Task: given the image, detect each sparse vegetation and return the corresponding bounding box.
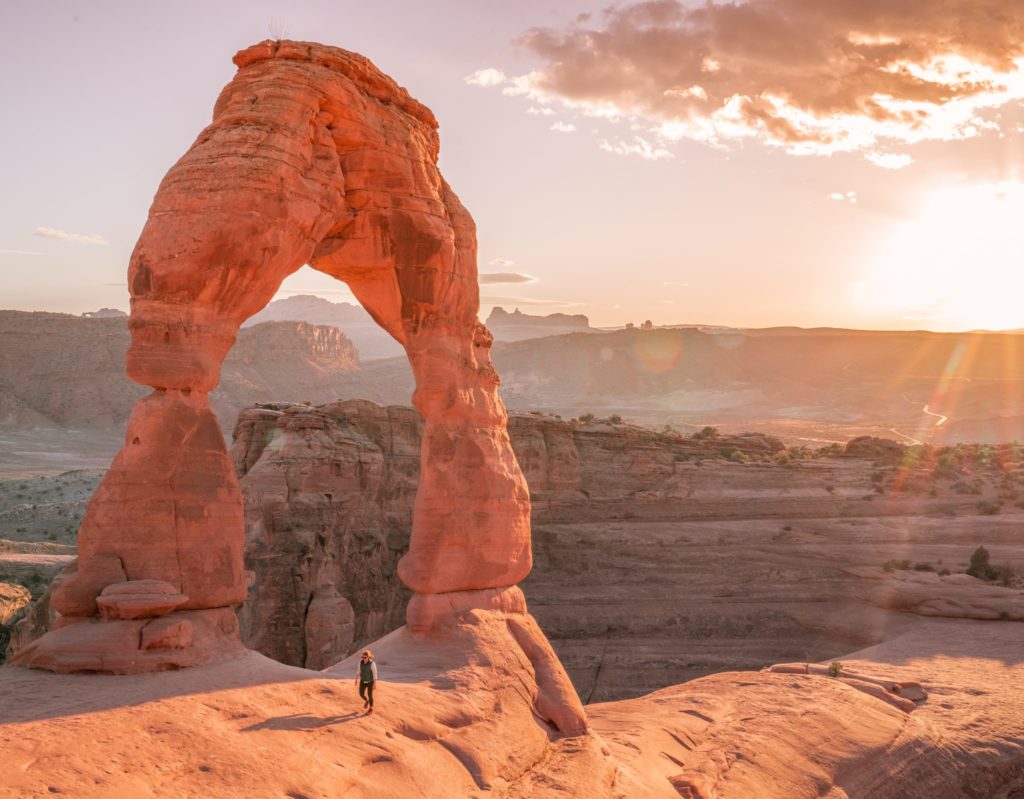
[965,545,1016,587]
[827,661,843,678]
[882,559,912,572]
[976,500,1001,515]
[719,446,747,463]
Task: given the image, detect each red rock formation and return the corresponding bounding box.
[14,39,577,730]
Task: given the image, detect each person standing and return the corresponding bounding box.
[356,650,378,713]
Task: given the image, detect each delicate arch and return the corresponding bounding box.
[16,40,535,672]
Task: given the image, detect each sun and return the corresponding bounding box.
[859,182,1024,331]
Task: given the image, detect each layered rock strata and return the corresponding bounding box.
[226,401,1024,702]
[14,40,580,731]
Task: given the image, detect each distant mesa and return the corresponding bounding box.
[485,306,595,342]
[81,308,126,319]
[244,294,403,359]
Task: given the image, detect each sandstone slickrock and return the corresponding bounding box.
[15,39,582,733]
[3,615,1022,797]
[848,566,1024,620]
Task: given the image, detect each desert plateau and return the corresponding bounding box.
[3,3,1024,798]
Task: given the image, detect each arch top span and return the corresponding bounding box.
[14,40,563,676]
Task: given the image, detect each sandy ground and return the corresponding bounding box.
[0,430,119,479]
[1,614,1022,798]
[0,467,104,544]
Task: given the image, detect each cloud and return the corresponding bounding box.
[599,137,673,160]
[828,191,859,203]
[865,152,915,169]
[479,272,538,284]
[509,0,1024,158]
[34,227,109,245]
[0,249,43,255]
[481,294,582,308]
[489,257,515,267]
[527,106,555,116]
[464,68,507,88]
[550,121,577,133]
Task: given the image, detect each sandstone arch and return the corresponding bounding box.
[14,43,580,730]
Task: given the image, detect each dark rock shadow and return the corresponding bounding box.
[241,711,361,732]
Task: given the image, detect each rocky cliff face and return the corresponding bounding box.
[225,400,1024,700]
[0,311,362,430]
[232,401,420,669]
[229,401,775,669]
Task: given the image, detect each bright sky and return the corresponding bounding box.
[2,0,1023,330]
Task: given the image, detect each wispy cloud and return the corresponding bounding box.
[865,152,915,170]
[599,137,672,160]
[550,121,576,133]
[828,191,859,203]
[464,68,507,88]
[497,0,1024,159]
[34,227,109,246]
[489,257,516,267]
[479,272,538,284]
[0,249,43,255]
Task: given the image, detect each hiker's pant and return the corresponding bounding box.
[359,680,374,707]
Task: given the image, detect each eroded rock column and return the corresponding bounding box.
[13,43,346,672]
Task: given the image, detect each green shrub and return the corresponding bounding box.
[963,546,1015,584]
[882,559,912,572]
[976,500,1001,515]
[827,662,843,678]
[992,564,1016,587]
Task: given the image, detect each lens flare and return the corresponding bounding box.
[632,331,684,373]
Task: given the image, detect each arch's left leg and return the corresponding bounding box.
[13,66,347,673]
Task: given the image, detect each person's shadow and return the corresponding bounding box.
[241,711,362,732]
